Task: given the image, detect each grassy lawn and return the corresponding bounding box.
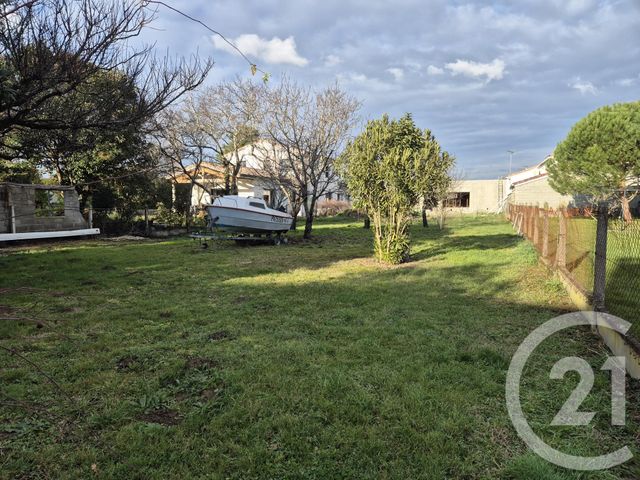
[1,216,639,479]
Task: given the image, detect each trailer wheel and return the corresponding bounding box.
[273,237,282,246]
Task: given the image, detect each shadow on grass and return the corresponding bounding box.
[411,233,521,261]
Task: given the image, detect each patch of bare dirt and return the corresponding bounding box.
[208,331,230,341]
[200,387,223,400]
[137,409,182,426]
[115,355,139,371]
[185,357,219,370]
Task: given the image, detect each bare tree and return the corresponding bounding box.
[0,0,212,157]
[151,108,215,205]
[433,165,464,230]
[151,78,263,208]
[259,78,360,238]
[186,78,261,194]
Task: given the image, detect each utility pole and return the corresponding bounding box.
[507,150,515,175]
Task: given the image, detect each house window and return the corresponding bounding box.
[444,192,470,208]
[337,193,343,201]
[35,189,65,217]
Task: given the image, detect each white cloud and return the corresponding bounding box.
[554,0,596,15]
[445,58,506,82]
[426,65,444,76]
[386,67,404,81]
[212,34,308,66]
[614,76,638,87]
[324,54,342,67]
[569,78,597,94]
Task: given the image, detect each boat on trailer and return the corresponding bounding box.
[191,196,293,247]
[206,196,292,233]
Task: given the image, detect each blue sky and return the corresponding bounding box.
[140,0,640,179]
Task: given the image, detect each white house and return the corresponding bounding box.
[173,140,349,214]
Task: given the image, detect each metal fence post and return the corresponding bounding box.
[556,209,566,269]
[593,202,609,311]
[10,204,16,234]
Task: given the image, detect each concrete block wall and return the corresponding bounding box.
[0,184,88,233]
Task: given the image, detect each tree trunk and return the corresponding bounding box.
[303,198,315,239]
[621,196,633,224]
[421,200,428,228]
[230,167,240,195]
[290,203,301,230]
[224,163,231,195]
[363,215,370,229]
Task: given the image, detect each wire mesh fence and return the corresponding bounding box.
[507,203,640,337]
[605,218,640,330]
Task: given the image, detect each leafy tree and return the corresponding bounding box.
[339,114,448,264]
[547,102,640,221]
[0,158,38,183]
[16,70,152,208]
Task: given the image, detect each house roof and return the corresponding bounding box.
[173,162,264,184]
[507,155,552,178]
[511,172,549,187]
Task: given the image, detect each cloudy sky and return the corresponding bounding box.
[140,0,640,179]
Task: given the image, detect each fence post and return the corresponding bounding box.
[10,204,16,234]
[556,209,566,269]
[144,207,150,237]
[533,206,540,246]
[88,198,93,229]
[592,202,608,311]
[542,209,549,258]
[528,206,534,239]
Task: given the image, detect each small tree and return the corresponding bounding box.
[339,114,444,264]
[259,78,360,239]
[548,101,640,222]
[421,150,456,228]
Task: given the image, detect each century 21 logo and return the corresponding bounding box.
[506,312,633,471]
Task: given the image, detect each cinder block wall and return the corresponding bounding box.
[0,184,88,233]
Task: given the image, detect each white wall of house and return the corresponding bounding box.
[508,176,575,208]
[443,179,504,213]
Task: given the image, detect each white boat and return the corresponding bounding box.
[205,196,293,234]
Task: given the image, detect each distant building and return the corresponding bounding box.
[442,179,504,213]
[442,156,596,213]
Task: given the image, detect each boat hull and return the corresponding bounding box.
[206,205,292,233]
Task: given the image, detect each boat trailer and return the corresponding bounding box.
[189,231,289,248]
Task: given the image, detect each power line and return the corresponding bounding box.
[144,0,269,80]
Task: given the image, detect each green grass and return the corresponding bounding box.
[1,216,638,479]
